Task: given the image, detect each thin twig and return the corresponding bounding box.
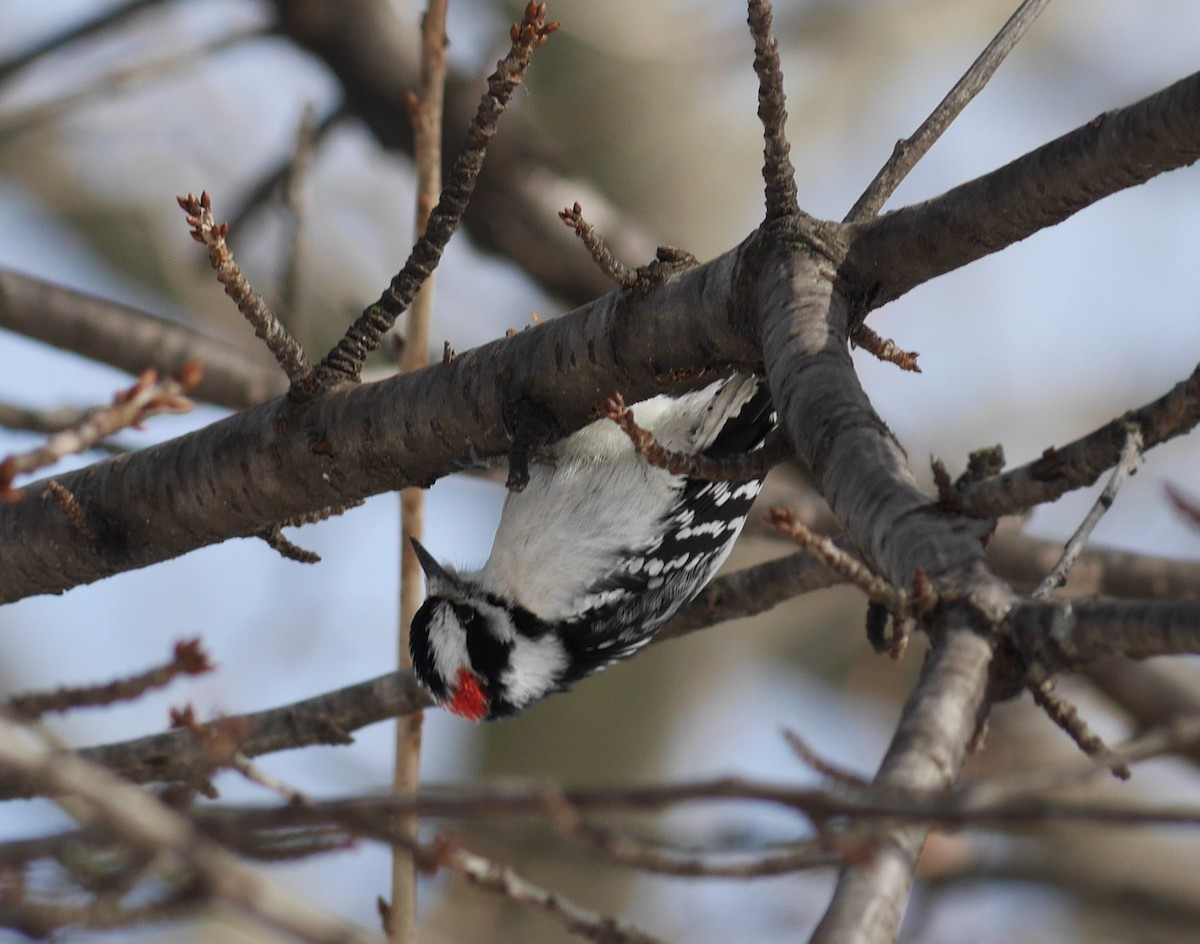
[747,0,799,220]
[850,323,921,373]
[1165,482,1200,529]
[256,525,321,564]
[766,506,934,617]
[0,363,200,500]
[318,2,559,386]
[542,785,838,877]
[0,716,384,944]
[230,752,309,806]
[846,0,1054,220]
[1020,427,1141,778]
[559,202,638,287]
[279,102,319,320]
[4,640,212,721]
[0,402,124,454]
[432,838,669,944]
[1028,681,1131,780]
[604,393,788,481]
[782,729,870,788]
[389,1,449,939]
[177,192,316,393]
[1033,426,1143,598]
[45,479,97,540]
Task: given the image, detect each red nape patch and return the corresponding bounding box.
[447,667,488,721]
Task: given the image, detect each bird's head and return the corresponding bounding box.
[408,539,569,721]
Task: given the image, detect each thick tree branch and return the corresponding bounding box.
[1012,598,1200,668]
[0,670,434,800]
[0,247,760,603]
[846,70,1200,313]
[0,269,286,409]
[751,233,1013,943]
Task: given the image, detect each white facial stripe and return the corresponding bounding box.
[501,634,568,709]
[428,605,470,690]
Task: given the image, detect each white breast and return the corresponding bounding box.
[479,376,760,621]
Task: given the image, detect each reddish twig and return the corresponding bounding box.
[0,363,201,501]
[604,393,788,481]
[559,202,637,287]
[766,506,936,618]
[850,323,921,372]
[782,729,871,789]
[4,640,212,721]
[1166,482,1200,529]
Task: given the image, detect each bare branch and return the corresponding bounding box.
[391,0,450,936]
[0,269,286,409]
[846,0,1054,220]
[178,191,316,393]
[850,323,921,372]
[318,3,559,385]
[0,363,200,500]
[1028,680,1130,779]
[0,716,384,944]
[847,70,1200,312]
[0,243,764,604]
[1033,426,1143,597]
[559,202,638,288]
[0,670,432,800]
[4,639,212,720]
[959,364,1198,518]
[279,102,319,320]
[1011,597,1200,666]
[747,0,799,220]
[432,838,669,944]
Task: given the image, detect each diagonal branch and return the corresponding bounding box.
[846,0,1054,221]
[318,3,558,385]
[0,242,761,604]
[958,360,1200,518]
[0,716,384,944]
[0,550,831,800]
[0,269,286,409]
[846,70,1200,312]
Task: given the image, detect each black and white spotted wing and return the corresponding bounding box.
[557,382,776,679]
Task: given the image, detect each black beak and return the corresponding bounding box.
[410,537,452,585]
